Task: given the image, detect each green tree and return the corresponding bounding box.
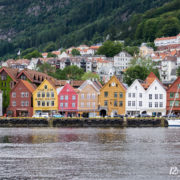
[52,65,84,80]
[38,62,56,75]
[23,50,42,59]
[81,72,100,80]
[43,42,56,52]
[47,52,57,58]
[177,66,180,76]
[96,41,123,57]
[123,65,149,86]
[71,49,80,56]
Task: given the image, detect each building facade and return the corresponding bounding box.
[99,76,126,117]
[78,80,101,117]
[33,79,58,115]
[126,79,146,115]
[7,80,35,117]
[166,77,180,115]
[57,83,78,117]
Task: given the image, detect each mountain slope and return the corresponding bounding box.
[0,0,177,59]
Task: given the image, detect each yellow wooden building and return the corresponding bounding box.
[33,79,58,115]
[99,76,126,117]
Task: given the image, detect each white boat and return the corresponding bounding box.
[167,119,180,127]
[167,85,180,127]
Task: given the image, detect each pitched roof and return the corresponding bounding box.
[21,80,36,93]
[0,67,18,82]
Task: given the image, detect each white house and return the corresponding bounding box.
[145,79,167,116]
[114,51,133,71]
[126,79,146,115]
[154,34,180,47]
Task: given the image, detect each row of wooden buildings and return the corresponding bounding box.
[0,67,179,117]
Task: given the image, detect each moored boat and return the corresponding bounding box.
[167,119,180,127]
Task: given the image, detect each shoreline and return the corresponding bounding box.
[0,118,168,128]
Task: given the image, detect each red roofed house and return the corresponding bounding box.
[7,80,36,117]
[57,83,78,117]
[166,77,180,115]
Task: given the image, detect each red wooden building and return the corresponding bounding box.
[166,77,180,115]
[57,83,78,117]
[7,80,36,117]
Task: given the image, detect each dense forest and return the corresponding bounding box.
[0,0,179,59]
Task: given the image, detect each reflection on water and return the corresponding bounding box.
[0,128,179,179]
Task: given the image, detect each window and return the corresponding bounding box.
[155,94,158,99]
[139,93,142,98]
[42,101,45,106]
[149,94,152,99]
[119,101,123,107]
[92,102,95,108]
[149,102,152,107]
[12,101,16,107]
[87,93,91,99]
[114,92,117,98]
[37,92,41,97]
[87,102,90,107]
[72,95,76,100]
[51,101,54,106]
[44,85,47,89]
[72,103,75,108]
[37,101,40,106]
[114,100,117,107]
[175,93,179,98]
[155,102,158,107]
[128,93,131,98]
[119,92,123,98]
[81,102,84,107]
[170,93,174,98]
[60,103,63,107]
[170,101,174,107]
[42,92,45,98]
[104,91,108,97]
[21,101,25,107]
[132,101,135,106]
[60,96,64,100]
[159,94,163,99]
[1,75,6,81]
[81,94,84,99]
[175,101,179,107]
[139,101,142,107]
[46,92,50,97]
[25,101,29,106]
[92,93,95,99]
[12,92,16,98]
[128,101,131,107]
[132,93,135,98]
[65,102,68,107]
[104,100,108,106]
[160,102,163,107]
[65,95,68,100]
[47,101,50,106]
[21,92,25,97]
[51,92,54,98]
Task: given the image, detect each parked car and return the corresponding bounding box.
[32,112,49,118]
[140,114,151,117]
[52,114,64,118]
[113,114,124,118]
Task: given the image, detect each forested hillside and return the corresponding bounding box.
[0,0,179,59]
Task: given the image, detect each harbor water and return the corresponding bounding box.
[0,127,179,179]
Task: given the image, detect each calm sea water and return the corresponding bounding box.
[0,128,179,180]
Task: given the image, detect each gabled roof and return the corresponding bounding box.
[0,67,18,82]
[78,80,101,92]
[167,77,180,91]
[100,75,126,91]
